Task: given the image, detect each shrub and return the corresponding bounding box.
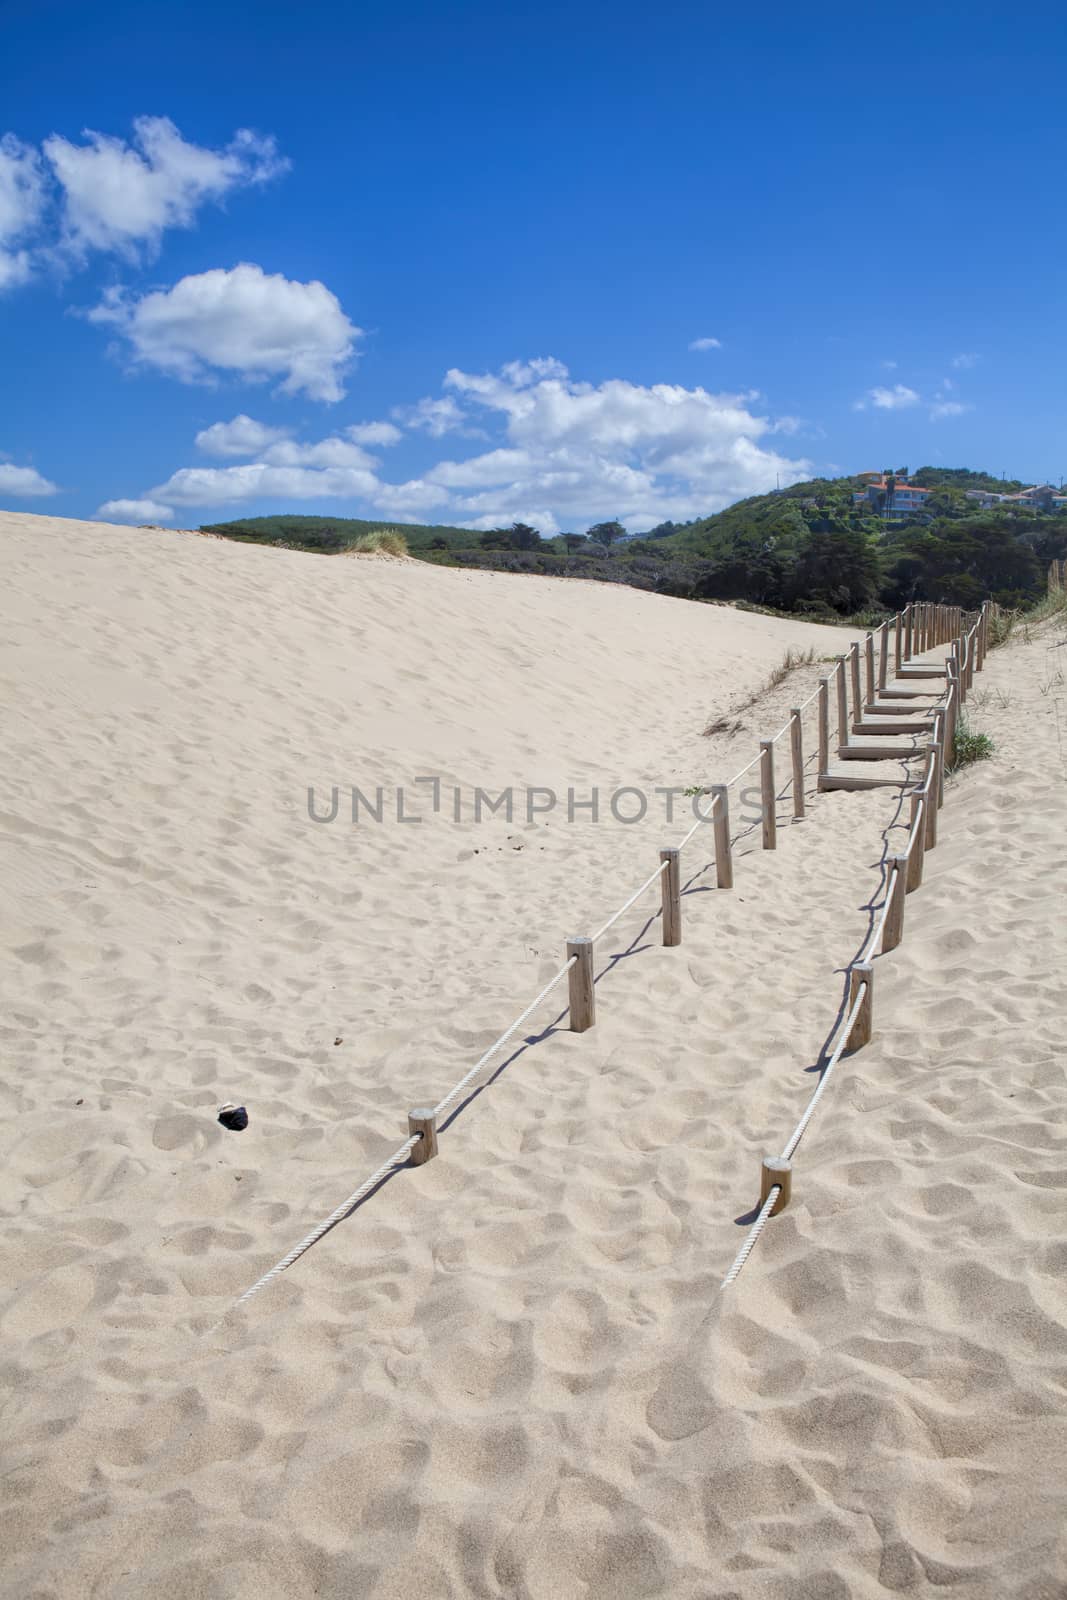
[950,716,994,771]
[349,528,409,556]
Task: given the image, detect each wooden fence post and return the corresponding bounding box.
[907,791,926,890]
[818,677,830,774]
[924,748,939,849]
[659,847,681,946]
[879,622,889,694]
[790,708,805,819]
[905,604,914,661]
[849,642,863,729]
[408,1108,439,1164]
[567,936,595,1031]
[711,784,733,889]
[848,962,874,1048]
[865,633,875,705]
[895,609,903,672]
[760,1156,792,1215]
[882,855,909,952]
[932,709,946,806]
[760,740,777,849]
[836,659,849,748]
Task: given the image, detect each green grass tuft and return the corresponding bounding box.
[950,715,994,771]
[349,528,409,556]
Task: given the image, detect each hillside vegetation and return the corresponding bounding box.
[201,467,1067,618]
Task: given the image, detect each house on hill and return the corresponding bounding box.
[852,474,932,521]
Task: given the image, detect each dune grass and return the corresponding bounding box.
[348,529,410,556]
[949,715,994,771]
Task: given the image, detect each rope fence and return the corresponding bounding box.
[223,596,991,1319]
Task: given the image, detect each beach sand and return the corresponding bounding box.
[1,510,1065,1597]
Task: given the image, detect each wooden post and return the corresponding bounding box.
[760,740,777,849]
[567,936,595,1031]
[836,659,849,748]
[818,676,830,774]
[408,1108,439,1164]
[907,791,926,890]
[924,749,939,849]
[659,847,681,946]
[932,709,946,806]
[711,784,733,890]
[865,633,875,706]
[848,962,874,1049]
[849,642,862,729]
[760,1156,792,1215]
[789,708,805,819]
[905,604,914,661]
[967,629,976,691]
[882,855,908,952]
[879,622,889,694]
[895,609,903,672]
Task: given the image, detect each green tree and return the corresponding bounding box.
[587,520,626,546]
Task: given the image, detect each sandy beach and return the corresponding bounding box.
[2,509,1065,1598]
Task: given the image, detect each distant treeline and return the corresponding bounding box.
[201,467,1067,617]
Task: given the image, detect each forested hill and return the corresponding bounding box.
[654,467,1028,554]
[200,466,1067,618]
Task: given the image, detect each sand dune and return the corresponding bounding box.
[1,509,1065,1597]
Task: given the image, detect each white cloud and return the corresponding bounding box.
[347,420,402,446]
[951,352,980,369]
[930,400,971,420]
[689,336,722,351]
[89,263,360,401]
[259,436,377,468]
[114,356,812,533]
[0,135,45,290]
[146,461,382,507]
[881,359,898,370]
[195,414,291,457]
[96,497,174,522]
[856,384,921,411]
[395,394,483,438]
[44,117,287,261]
[0,461,58,497]
[427,359,810,529]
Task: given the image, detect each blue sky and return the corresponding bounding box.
[2,0,1066,534]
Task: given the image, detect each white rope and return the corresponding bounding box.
[675,748,764,849]
[726,750,763,788]
[795,678,825,713]
[230,1133,421,1313]
[906,801,924,856]
[590,859,668,944]
[861,868,897,961]
[720,979,869,1289]
[781,982,867,1160]
[433,956,578,1117]
[721,1187,779,1287]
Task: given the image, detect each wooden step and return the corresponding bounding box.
[865,701,940,715]
[854,718,934,735]
[819,773,916,791]
[838,743,924,761]
[895,667,948,679]
[881,687,944,699]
